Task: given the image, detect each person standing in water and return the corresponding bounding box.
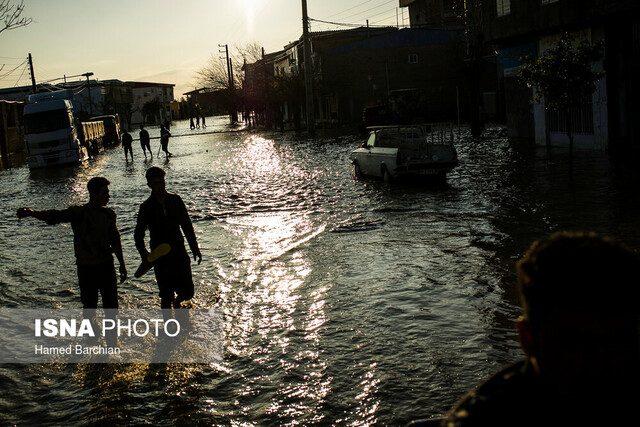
[122,128,133,161]
[16,177,127,309]
[160,124,172,157]
[139,125,152,159]
[134,167,201,308]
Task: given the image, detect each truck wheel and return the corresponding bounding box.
[382,165,392,183]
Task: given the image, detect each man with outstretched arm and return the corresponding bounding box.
[16,176,127,309]
[134,167,201,308]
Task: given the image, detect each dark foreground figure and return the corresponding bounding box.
[410,231,640,426]
[134,167,201,308]
[16,177,127,308]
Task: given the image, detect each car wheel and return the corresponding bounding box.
[353,162,362,179]
[382,165,392,183]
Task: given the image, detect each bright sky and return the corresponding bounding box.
[0,0,405,98]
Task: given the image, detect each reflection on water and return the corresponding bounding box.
[1,118,640,425]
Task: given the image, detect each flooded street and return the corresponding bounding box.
[1,117,640,425]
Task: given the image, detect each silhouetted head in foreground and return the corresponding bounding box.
[87,176,110,207]
[145,166,166,197]
[516,231,640,411]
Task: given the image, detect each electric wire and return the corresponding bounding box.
[321,0,379,20]
[13,62,28,87]
[339,2,395,21]
[0,59,27,80]
[308,17,397,29]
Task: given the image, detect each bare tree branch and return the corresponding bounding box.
[195,42,264,90]
[0,0,32,35]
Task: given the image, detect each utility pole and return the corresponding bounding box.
[28,53,36,94]
[219,43,237,123]
[301,0,315,135]
[82,72,94,116]
[220,44,232,89]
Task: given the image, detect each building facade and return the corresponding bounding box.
[483,0,640,150]
[126,81,175,126]
[313,27,465,125]
[242,26,467,129]
[399,0,464,29]
[0,79,174,129]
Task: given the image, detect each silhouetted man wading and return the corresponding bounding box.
[134,167,201,308]
[16,177,127,309]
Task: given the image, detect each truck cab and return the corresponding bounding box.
[23,90,88,168]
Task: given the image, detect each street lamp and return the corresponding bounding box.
[38,71,95,115]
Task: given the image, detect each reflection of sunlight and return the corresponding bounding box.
[221,211,330,420]
[230,211,323,263]
[215,132,336,420]
[240,135,279,175]
[354,363,381,424]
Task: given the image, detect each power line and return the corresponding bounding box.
[308,18,362,29]
[320,0,379,20]
[13,62,28,87]
[365,7,399,22]
[339,2,395,21]
[308,17,396,29]
[320,0,399,22]
[0,59,27,80]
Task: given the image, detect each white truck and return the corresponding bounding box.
[350,123,459,182]
[23,89,99,169]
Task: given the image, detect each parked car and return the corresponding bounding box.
[89,114,121,146]
[350,123,458,182]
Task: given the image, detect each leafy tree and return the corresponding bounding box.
[142,98,161,124]
[0,0,31,34]
[518,32,604,172]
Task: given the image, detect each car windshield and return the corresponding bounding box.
[24,109,72,134]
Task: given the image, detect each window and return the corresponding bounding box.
[366,133,375,148]
[408,54,418,64]
[549,98,594,135]
[24,109,72,134]
[496,0,510,16]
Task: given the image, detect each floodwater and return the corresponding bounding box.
[1,116,639,425]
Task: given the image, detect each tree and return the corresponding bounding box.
[0,0,31,34]
[195,42,263,123]
[518,32,604,173]
[142,98,161,124]
[195,42,262,90]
